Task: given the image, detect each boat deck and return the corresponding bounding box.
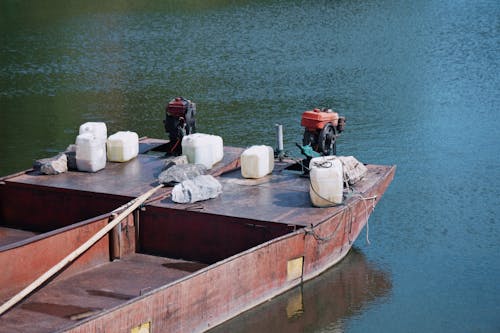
[0,227,38,247]
[0,253,207,333]
[2,138,394,229]
[3,139,241,199]
[167,163,393,227]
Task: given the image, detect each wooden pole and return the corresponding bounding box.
[0,184,164,316]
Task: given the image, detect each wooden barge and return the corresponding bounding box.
[0,138,395,332]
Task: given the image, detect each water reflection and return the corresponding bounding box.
[209,248,391,333]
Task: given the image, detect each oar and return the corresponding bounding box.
[0,184,164,316]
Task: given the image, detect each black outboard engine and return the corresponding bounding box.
[164,97,196,155]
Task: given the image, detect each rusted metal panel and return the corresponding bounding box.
[0,254,199,332]
[0,145,242,232]
[110,213,136,260]
[138,206,294,263]
[0,227,37,247]
[302,165,396,281]
[0,182,126,232]
[209,250,391,333]
[0,216,110,302]
[150,164,394,230]
[61,231,306,333]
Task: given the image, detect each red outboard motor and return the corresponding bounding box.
[301,108,346,155]
[164,97,196,155]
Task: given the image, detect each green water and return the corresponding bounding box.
[1,1,499,332]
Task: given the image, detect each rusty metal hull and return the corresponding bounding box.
[0,138,395,332]
[210,248,392,333]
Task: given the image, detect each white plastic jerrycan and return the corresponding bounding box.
[106,131,139,162]
[79,122,107,144]
[181,133,224,169]
[75,132,106,172]
[309,156,343,207]
[241,145,274,179]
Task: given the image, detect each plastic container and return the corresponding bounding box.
[181,133,224,169]
[75,132,106,172]
[79,122,107,143]
[241,145,274,179]
[212,135,224,165]
[106,131,139,162]
[309,156,343,207]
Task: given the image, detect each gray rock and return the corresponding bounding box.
[163,155,188,170]
[37,153,68,175]
[172,175,222,204]
[158,163,207,186]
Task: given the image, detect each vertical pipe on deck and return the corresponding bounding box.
[276,124,284,161]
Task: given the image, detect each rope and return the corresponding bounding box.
[309,180,343,208]
[169,138,181,154]
[289,155,343,208]
[305,213,342,242]
[345,191,377,244]
[287,153,379,245]
[305,193,377,245]
[311,160,333,169]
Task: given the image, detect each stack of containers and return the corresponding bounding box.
[181,133,224,169]
[75,122,107,172]
[309,156,343,207]
[240,145,274,179]
[106,131,139,162]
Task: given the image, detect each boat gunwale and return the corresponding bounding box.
[0,212,113,252]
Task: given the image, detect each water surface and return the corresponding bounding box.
[1,1,499,332]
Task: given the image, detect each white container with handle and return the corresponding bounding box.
[106,131,139,162]
[309,156,343,207]
[241,145,274,179]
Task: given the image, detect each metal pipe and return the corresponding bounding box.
[275,124,284,161]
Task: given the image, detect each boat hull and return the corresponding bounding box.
[0,140,395,332]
